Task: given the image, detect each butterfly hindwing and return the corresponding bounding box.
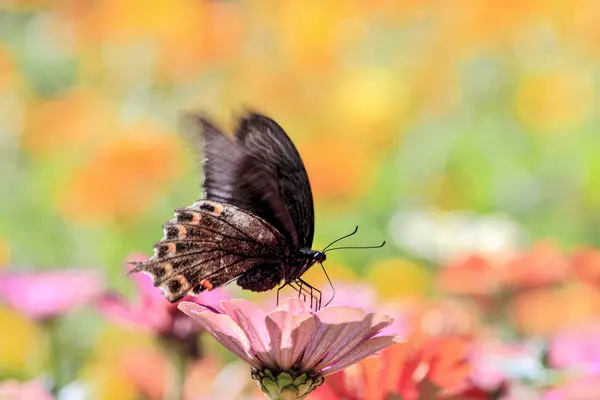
[131,200,287,302]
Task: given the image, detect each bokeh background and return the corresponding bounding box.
[2,1,600,399]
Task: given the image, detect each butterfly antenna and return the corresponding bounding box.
[324,240,386,252]
[321,263,336,307]
[322,226,359,252]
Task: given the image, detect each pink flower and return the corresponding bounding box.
[549,322,600,373]
[314,283,410,339]
[0,379,54,400]
[469,337,545,391]
[0,269,103,320]
[97,254,228,342]
[178,297,402,400]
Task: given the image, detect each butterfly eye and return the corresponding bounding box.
[313,252,326,263]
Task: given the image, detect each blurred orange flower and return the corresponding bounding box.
[300,135,374,201]
[22,89,114,158]
[266,1,365,71]
[58,126,184,225]
[509,282,600,336]
[571,246,600,288]
[0,43,17,90]
[437,254,503,296]
[501,241,571,288]
[118,347,168,400]
[313,336,473,400]
[409,298,484,339]
[158,1,245,82]
[59,0,198,43]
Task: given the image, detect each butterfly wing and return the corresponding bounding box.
[234,113,315,248]
[184,116,243,204]
[131,200,286,302]
[188,113,314,249]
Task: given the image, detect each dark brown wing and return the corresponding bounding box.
[183,116,244,204]
[131,200,286,302]
[234,113,315,248]
[186,113,314,249]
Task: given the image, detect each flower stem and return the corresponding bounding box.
[162,341,189,400]
[43,318,63,395]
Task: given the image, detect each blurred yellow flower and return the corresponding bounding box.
[84,365,139,400]
[328,68,411,150]
[0,236,10,268]
[515,70,595,132]
[301,262,358,287]
[83,327,162,400]
[57,126,184,225]
[22,89,114,158]
[0,307,44,375]
[367,258,433,299]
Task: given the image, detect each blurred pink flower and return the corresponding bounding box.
[549,322,600,373]
[0,269,102,320]
[0,379,54,400]
[178,297,402,399]
[97,254,228,342]
[470,337,544,391]
[326,283,409,337]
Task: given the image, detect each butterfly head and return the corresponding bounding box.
[312,251,326,264]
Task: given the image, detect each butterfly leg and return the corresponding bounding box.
[289,280,307,302]
[276,283,287,306]
[297,279,322,312]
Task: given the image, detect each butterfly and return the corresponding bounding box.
[131,112,384,310]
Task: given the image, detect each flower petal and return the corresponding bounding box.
[219,299,276,367]
[178,302,260,367]
[275,297,312,315]
[321,336,404,376]
[265,310,316,369]
[314,312,393,371]
[302,306,393,370]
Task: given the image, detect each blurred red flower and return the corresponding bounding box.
[312,336,478,400]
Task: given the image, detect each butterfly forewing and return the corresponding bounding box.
[235,114,315,248]
[186,116,244,205]
[131,200,286,302]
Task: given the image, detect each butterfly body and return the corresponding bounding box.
[132,113,322,303]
